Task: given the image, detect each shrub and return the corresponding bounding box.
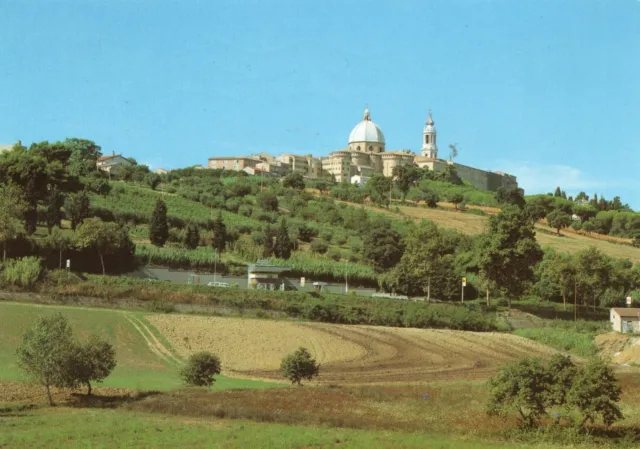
[2,256,42,289]
[180,351,222,387]
[281,347,319,386]
[310,239,329,254]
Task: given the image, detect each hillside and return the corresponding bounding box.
[336,200,640,263]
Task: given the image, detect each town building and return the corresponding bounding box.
[207,106,517,191]
[610,308,640,333]
[96,153,134,176]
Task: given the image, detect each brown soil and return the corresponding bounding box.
[596,332,640,365]
[0,380,134,405]
[148,315,558,383]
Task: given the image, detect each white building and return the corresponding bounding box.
[610,308,640,333]
[96,154,134,175]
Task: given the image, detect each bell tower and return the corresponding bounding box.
[421,110,438,158]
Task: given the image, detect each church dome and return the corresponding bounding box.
[348,107,385,144]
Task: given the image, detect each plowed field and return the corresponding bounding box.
[148,315,558,383]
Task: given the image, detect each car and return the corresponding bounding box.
[207,281,230,288]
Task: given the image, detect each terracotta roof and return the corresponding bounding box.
[612,308,640,317]
[97,155,119,161]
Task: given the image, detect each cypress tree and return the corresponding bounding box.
[211,212,227,253]
[274,219,293,259]
[263,227,275,258]
[184,223,200,249]
[149,199,169,247]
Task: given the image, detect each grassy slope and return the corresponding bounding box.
[512,328,599,358]
[0,408,583,449]
[348,201,640,263]
[0,302,277,391]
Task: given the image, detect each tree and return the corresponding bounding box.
[64,191,90,230]
[392,164,421,200]
[44,189,64,234]
[180,351,222,387]
[424,191,439,208]
[63,138,102,178]
[366,174,392,208]
[449,193,464,211]
[554,186,562,197]
[572,204,597,222]
[545,354,577,408]
[256,190,279,212]
[448,143,459,161]
[184,223,200,249]
[567,358,622,428]
[144,173,161,191]
[75,218,133,275]
[263,227,275,257]
[15,313,76,405]
[362,219,404,273]
[487,357,552,428]
[477,206,543,306]
[0,184,26,263]
[67,335,116,395]
[546,209,572,235]
[495,186,526,208]
[282,173,305,190]
[274,219,293,259]
[210,213,228,253]
[281,347,319,386]
[390,221,460,300]
[149,199,169,247]
[46,226,72,269]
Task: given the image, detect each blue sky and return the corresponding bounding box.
[1,0,639,206]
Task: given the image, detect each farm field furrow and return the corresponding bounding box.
[148,315,559,383]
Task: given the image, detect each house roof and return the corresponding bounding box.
[612,308,640,317]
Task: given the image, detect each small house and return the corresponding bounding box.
[610,308,640,333]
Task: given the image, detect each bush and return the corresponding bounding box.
[180,351,222,387]
[281,347,319,385]
[1,256,42,289]
[310,239,329,254]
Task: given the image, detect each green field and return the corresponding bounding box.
[0,407,584,449]
[0,302,278,391]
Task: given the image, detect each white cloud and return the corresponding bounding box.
[496,161,616,196]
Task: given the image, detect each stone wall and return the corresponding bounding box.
[452,161,517,192]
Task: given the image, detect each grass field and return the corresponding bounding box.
[0,407,577,449]
[0,302,278,391]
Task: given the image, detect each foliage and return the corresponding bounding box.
[546,209,572,235]
[392,164,422,199]
[256,190,279,212]
[366,174,392,208]
[75,218,135,275]
[310,239,329,254]
[487,357,551,428]
[567,358,622,428]
[66,334,117,395]
[210,213,228,253]
[477,206,543,304]
[362,219,404,273]
[149,199,169,247]
[496,186,526,208]
[280,347,320,385]
[282,173,306,190]
[0,183,26,262]
[1,256,42,289]
[15,312,76,405]
[180,351,222,387]
[64,191,91,230]
[184,223,200,249]
[274,219,293,259]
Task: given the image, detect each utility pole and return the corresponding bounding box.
[574,279,577,321]
[344,259,349,294]
[213,249,217,284]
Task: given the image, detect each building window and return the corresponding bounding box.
[425,136,429,144]
[368,146,373,152]
[356,146,361,151]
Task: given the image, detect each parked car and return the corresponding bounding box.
[207,281,230,288]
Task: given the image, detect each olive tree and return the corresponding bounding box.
[74,218,132,275]
[16,313,76,405]
[180,351,222,387]
[281,347,319,386]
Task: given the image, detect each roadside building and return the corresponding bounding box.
[610,308,640,333]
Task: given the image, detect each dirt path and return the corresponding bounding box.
[148,315,559,384]
[123,315,183,366]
